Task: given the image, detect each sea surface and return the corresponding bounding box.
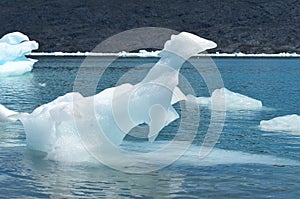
[0,57,299,198]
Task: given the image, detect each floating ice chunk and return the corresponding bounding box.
[260,114,300,134]
[0,32,38,76]
[0,104,18,122]
[117,50,161,57]
[0,39,38,61]
[212,88,262,110]
[0,59,38,76]
[189,88,263,111]
[1,32,217,161]
[0,32,29,45]
[136,50,160,57]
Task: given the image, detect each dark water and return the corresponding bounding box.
[0,57,299,198]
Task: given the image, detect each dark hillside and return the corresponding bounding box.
[0,0,299,53]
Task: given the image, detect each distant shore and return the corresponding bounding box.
[29,51,300,58]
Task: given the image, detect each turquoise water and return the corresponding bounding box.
[0,57,299,198]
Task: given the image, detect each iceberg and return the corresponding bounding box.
[0,32,38,76]
[0,32,297,169]
[0,32,217,162]
[260,114,300,134]
[188,88,263,111]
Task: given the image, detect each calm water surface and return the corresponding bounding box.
[0,57,299,198]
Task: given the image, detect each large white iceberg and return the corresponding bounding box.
[0,32,38,76]
[260,114,300,134]
[187,88,263,111]
[0,32,217,161]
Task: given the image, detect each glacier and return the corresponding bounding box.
[187,88,263,111]
[260,114,300,134]
[0,32,39,76]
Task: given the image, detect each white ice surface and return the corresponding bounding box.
[260,114,300,134]
[188,88,263,111]
[0,32,38,76]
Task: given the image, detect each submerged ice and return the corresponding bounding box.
[260,114,300,134]
[188,88,262,111]
[0,32,38,76]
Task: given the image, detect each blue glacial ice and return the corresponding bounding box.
[260,114,300,134]
[187,88,263,111]
[0,32,39,76]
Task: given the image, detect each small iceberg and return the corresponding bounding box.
[0,32,39,76]
[260,114,300,134]
[187,88,263,111]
